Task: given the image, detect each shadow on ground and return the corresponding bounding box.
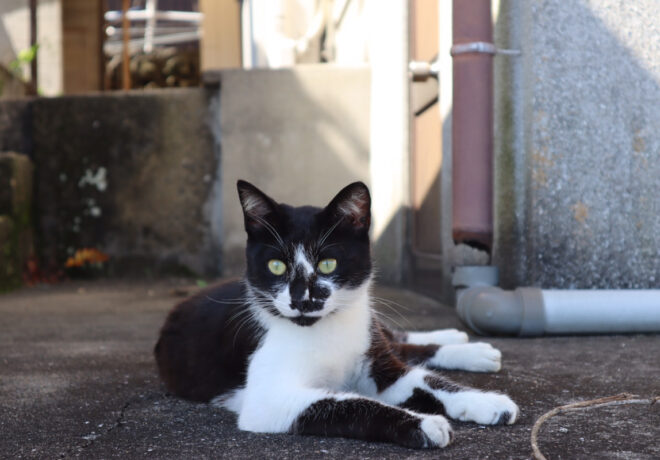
[1,280,658,459]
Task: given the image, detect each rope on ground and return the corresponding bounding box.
[531,392,660,460]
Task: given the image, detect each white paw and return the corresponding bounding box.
[429,342,502,372]
[444,391,519,425]
[406,329,469,346]
[419,414,454,448]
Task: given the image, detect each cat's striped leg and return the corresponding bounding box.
[392,341,502,372]
[376,366,519,425]
[239,387,453,449]
[369,325,517,424]
[379,323,501,372]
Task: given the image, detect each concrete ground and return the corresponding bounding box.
[1,280,658,459]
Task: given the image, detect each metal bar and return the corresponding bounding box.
[104,30,201,55]
[105,10,202,23]
[122,0,131,90]
[451,41,520,56]
[28,0,37,96]
[107,26,199,36]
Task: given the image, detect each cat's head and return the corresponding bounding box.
[237,180,372,327]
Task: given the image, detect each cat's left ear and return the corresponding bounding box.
[237,180,279,232]
[324,181,371,232]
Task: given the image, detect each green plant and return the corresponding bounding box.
[9,43,39,80]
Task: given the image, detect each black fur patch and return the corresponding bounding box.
[154,280,262,402]
[392,343,439,365]
[400,388,447,415]
[367,319,410,392]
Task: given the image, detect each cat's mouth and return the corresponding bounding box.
[289,315,321,327]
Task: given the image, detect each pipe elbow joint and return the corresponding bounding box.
[457,286,545,336]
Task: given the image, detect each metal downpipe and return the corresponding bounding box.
[451,0,494,251]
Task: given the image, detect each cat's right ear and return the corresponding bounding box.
[324,181,371,233]
[236,180,279,232]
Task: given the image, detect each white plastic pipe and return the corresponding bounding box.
[543,290,660,334]
[456,286,660,336]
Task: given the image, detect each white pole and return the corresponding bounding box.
[144,0,157,53]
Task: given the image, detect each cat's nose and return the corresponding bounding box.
[291,299,323,313]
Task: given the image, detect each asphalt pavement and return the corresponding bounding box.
[1,280,658,459]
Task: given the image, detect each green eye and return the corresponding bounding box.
[267,259,287,275]
[318,258,337,274]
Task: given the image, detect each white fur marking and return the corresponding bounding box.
[337,192,366,218]
[272,285,299,318]
[378,367,428,405]
[294,245,314,276]
[242,195,264,213]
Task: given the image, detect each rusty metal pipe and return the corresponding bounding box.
[122,0,132,90]
[451,0,493,251]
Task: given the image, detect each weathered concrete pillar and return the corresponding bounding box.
[0,151,34,290]
[493,0,660,289]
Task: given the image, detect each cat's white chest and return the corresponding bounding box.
[247,304,372,390]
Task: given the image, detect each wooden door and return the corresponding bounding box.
[409,0,443,296]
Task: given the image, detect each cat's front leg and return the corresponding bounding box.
[427,342,502,372]
[239,387,453,449]
[384,324,501,372]
[405,329,469,346]
[391,341,502,372]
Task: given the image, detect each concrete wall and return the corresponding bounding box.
[0,152,33,291]
[217,66,371,276]
[0,69,377,281]
[9,89,221,276]
[494,0,660,289]
[0,98,32,155]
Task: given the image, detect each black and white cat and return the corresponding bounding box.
[155,180,518,449]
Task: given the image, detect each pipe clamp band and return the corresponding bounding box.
[451,42,521,56]
[518,288,545,336]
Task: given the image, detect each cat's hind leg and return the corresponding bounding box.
[370,324,518,424]
[375,366,519,426]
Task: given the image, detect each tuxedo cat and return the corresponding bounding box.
[155,180,518,449]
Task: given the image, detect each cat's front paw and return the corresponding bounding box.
[444,391,519,425]
[429,342,502,372]
[417,414,454,448]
